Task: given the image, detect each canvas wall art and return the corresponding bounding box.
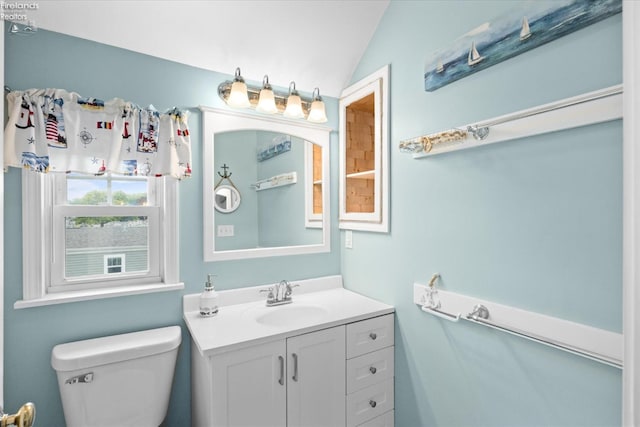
[424,0,621,92]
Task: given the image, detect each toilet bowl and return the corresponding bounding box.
[51,326,181,427]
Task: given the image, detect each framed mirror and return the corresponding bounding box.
[201,107,331,261]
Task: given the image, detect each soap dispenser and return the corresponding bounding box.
[199,274,219,317]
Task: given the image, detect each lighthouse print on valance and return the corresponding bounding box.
[424,0,621,92]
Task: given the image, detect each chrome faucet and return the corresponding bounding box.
[260,280,299,306]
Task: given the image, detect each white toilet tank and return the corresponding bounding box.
[51,326,181,427]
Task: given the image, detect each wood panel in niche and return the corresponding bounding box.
[345,93,375,214]
[313,144,322,214]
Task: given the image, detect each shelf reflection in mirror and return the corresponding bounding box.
[202,107,331,261]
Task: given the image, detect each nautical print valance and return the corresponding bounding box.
[4,88,192,179]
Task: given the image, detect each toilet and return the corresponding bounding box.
[51,326,181,427]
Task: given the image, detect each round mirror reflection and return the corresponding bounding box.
[214,185,241,213]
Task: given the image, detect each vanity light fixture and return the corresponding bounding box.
[227,67,250,108]
[218,68,328,123]
[256,75,278,114]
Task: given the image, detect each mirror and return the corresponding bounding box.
[214,185,241,213]
[202,107,331,261]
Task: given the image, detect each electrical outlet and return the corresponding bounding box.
[217,225,234,237]
[345,230,353,249]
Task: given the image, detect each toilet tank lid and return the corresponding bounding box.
[51,326,181,372]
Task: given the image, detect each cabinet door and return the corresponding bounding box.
[339,65,389,233]
[210,340,286,427]
[287,326,346,427]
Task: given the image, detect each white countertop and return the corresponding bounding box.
[184,275,394,357]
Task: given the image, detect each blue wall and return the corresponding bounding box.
[343,1,622,426]
[4,29,340,426]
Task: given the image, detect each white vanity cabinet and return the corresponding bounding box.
[184,277,395,427]
[192,325,346,427]
[191,314,395,427]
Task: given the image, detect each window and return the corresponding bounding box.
[18,170,182,307]
[104,254,125,274]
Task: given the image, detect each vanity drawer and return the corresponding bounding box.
[347,346,394,393]
[347,314,394,358]
[346,378,394,427]
[357,410,394,427]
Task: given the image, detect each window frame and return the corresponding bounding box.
[17,169,182,308]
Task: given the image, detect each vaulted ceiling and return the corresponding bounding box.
[31,1,390,97]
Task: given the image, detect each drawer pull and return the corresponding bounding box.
[369,400,377,408]
[369,366,377,374]
[369,332,377,340]
[278,356,284,386]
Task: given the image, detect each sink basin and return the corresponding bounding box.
[255,304,329,327]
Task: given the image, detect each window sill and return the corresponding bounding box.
[14,282,184,309]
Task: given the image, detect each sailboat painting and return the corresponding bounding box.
[424,0,621,92]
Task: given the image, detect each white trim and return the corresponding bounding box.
[338,64,390,233]
[623,1,640,424]
[1,17,5,408]
[161,176,180,284]
[22,170,50,300]
[14,282,184,309]
[414,283,623,367]
[411,84,623,158]
[201,107,331,261]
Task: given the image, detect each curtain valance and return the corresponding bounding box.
[4,88,192,179]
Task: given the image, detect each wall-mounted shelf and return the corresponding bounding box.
[413,282,622,368]
[400,85,622,158]
[346,170,375,180]
[252,171,297,191]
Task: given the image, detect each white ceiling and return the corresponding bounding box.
[30,1,389,97]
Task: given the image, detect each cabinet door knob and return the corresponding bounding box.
[369,366,377,374]
[369,400,377,408]
[369,332,377,340]
[278,356,284,386]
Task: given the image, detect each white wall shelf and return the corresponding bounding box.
[346,170,375,180]
[252,171,297,191]
[400,85,623,158]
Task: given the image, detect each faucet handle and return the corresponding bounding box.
[260,287,275,300]
[285,282,299,297]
